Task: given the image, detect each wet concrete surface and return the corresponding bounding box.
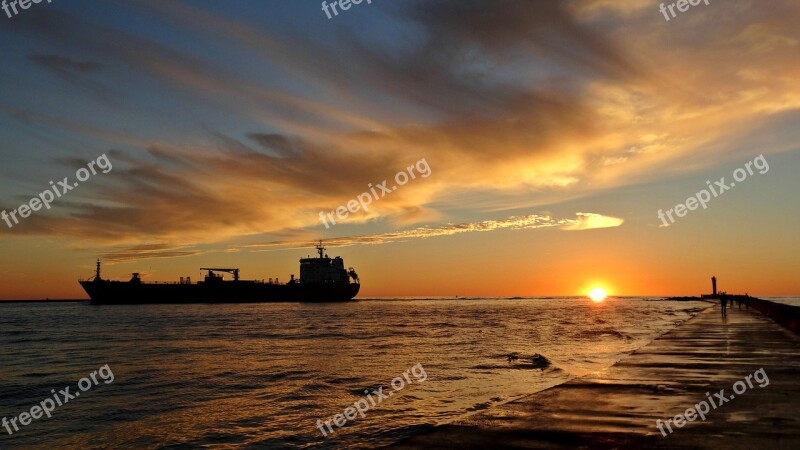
[388,305,800,449]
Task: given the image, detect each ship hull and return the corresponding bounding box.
[80,280,360,304]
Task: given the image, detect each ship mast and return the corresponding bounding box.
[316,240,326,258]
[95,259,102,281]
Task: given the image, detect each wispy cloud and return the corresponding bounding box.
[560,212,625,231]
[98,243,201,263]
[242,212,624,251]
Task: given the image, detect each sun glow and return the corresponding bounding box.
[588,287,607,302]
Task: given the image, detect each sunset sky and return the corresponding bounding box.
[0,0,798,299]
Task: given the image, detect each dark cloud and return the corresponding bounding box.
[248,133,299,158]
[30,54,102,74]
[408,0,639,78]
[329,0,641,116]
[27,53,119,104]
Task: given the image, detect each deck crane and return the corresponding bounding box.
[200,268,240,281]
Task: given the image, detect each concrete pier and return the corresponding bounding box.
[389,305,800,449]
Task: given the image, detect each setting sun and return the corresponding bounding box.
[588,288,607,302]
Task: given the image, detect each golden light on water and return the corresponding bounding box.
[588,288,607,303]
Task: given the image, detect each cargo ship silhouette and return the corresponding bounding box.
[80,242,360,304]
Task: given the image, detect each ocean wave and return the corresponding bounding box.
[573,328,632,340]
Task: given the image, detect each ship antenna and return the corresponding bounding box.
[316,240,325,259]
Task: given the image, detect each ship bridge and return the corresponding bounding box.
[299,242,356,284]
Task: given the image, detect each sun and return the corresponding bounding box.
[588,288,607,302]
